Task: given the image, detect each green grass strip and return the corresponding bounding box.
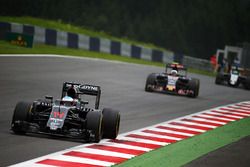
[0,40,163,66]
[114,117,250,167]
[0,40,214,76]
[0,16,164,50]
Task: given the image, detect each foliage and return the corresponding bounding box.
[1,0,250,59]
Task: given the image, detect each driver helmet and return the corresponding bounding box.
[67,86,78,99]
[62,96,74,102]
[171,70,178,76]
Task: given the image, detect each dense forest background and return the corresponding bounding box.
[1,0,250,59]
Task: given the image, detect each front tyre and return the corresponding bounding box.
[86,111,103,142]
[187,79,200,98]
[145,73,156,92]
[11,101,33,134]
[102,108,120,139]
[215,73,224,85]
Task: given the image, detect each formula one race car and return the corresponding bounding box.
[145,63,200,98]
[11,82,120,143]
[215,66,250,89]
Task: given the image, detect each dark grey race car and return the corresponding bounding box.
[145,63,200,98]
[11,82,120,143]
[215,66,250,89]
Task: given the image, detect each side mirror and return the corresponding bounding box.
[82,101,89,105]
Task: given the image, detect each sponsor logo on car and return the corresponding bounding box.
[81,85,98,91]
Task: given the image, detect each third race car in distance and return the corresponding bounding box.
[215,66,250,89]
[145,63,200,98]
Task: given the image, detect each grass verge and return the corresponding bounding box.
[0,40,163,66]
[114,117,250,167]
[0,40,214,76]
[0,16,164,50]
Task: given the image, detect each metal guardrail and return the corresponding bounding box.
[183,56,212,71]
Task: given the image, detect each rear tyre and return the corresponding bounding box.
[102,108,120,139]
[145,73,156,92]
[244,77,250,90]
[86,111,103,142]
[11,101,33,134]
[187,79,200,98]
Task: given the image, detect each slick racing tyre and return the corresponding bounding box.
[102,108,120,139]
[215,73,224,85]
[188,79,200,98]
[11,101,33,134]
[86,111,103,142]
[228,79,240,87]
[244,77,250,90]
[145,73,156,92]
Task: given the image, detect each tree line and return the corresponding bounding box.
[1,0,250,59]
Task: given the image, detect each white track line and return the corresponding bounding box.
[148,127,194,137]
[131,131,182,141]
[116,136,169,146]
[184,117,226,125]
[39,154,114,166]
[160,123,206,132]
[91,141,151,152]
[70,148,134,159]
[0,54,161,68]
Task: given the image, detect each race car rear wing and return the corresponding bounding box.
[166,63,187,71]
[61,82,101,109]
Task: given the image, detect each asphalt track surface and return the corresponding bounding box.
[0,55,249,166]
[185,136,250,167]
